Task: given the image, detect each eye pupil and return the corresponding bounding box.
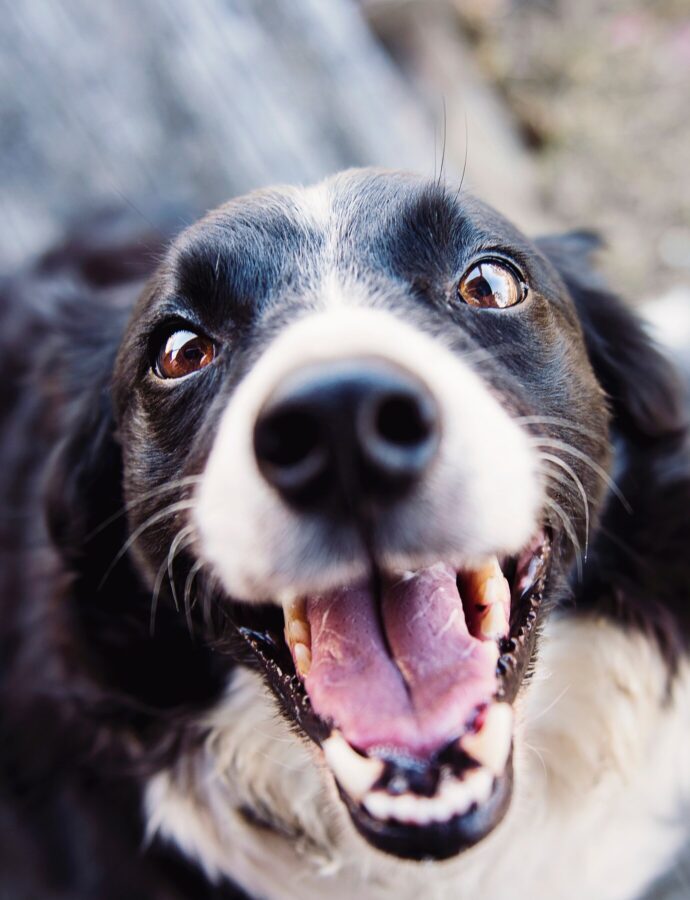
[155,329,216,379]
[468,272,493,298]
[458,260,524,309]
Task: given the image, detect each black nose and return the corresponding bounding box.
[253,361,440,510]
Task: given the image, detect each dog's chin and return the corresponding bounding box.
[225,532,552,861]
[340,760,514,861]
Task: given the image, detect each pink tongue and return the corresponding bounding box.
[304,564,498,757]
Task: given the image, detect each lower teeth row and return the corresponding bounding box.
[322,701,513,826]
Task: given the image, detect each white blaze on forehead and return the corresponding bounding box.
[299,181,333,230]
[194,305,542,602]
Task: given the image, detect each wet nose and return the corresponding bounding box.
[253,361,440,510]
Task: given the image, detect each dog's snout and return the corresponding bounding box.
[253,361,439,509]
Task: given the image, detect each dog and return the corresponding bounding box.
[1,169,688,900]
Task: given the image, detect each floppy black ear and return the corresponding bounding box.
[41,210,170,561]
[536,232,687,442]
[44,296,127,565]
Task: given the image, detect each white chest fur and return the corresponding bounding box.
[145,616,690,900]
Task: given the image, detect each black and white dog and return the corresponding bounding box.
[1,169,688,900]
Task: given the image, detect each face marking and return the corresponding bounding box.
[194,303,542,601]
[114,168,612,862]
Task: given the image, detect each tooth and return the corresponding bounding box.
[461,556,511,641]
[363,767,496,826]
[293,642,312,676]
[478,601,509,640]
[460,703,513,776]
[282,595,312,670]
[287,619,310,646]
[323,732,384,801]
[391,793,418,823]
[437,778,471,821]
[282,595,306,624]
[364,791,392,820]
[276,588,298,606]
[462,766,493,806]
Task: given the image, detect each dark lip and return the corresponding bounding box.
[342,761,514,861]
[228,533,552,858]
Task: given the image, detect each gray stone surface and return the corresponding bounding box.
[0,0,434,268]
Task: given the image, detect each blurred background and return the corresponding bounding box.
[1,0,688,895]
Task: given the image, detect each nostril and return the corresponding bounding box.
[253,406,329,500]
[255,408,321,469]
[254,362,440,508]
[359,384,439,485]
[374,391,435,449]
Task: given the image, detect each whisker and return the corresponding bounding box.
[183,559,205,636]
[526,684,571,726]
[150,525,197,635]
[541,467,582,507]
[458,343,527,367]
[167,524,196,611]
[98,499,195,589]
[540,453,591,560]
[149,555,169,636]
[184,560,204,617]
[453,107,469,203]
[437,95,447,189]
[522,740,549,780]
[543,495,583,581]
[541,473,588,565]
[516,415,604,444]
[530,437,631,513]
[87,475,202,539]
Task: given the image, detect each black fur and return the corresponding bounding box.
[537,233,690,670]
[0,175,688,896]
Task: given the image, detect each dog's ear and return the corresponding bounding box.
[41,213,171,563]
[44,295,128,565]
[536,232,686,441]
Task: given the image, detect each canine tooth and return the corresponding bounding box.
[287,619,310,646]
[478,601,509,640]
[293,642,312,676]
[282,595,311,661]
[323,732,384,801]
[482,574,510,608]
[462,556,511,641]
[282,594,306,620]
[460,703,513,776]
[364,791,393,820]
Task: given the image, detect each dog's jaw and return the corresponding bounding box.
[144,620,690,900]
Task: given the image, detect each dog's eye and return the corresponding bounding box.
[155,329,216,379]
[458,260,526,309]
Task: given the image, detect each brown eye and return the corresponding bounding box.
[458,260,526,309]
[155,329,216,379]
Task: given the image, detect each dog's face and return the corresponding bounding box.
[114,170,611,860]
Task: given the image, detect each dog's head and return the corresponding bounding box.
[54,168,687,862]
[106,169,618,859]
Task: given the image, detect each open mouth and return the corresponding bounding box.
[231,531,551,861]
